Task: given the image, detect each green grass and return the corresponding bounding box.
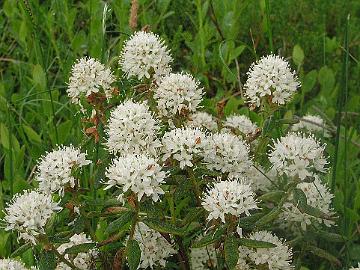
[0,0,359,269]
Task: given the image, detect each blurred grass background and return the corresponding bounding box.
[0,0,359,268]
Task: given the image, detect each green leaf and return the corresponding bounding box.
[293,188,308,206]
[318,66,335,94]
[127,239,141,270]
[258,191,284,202]
[39,251,56,270]
[306,245,341,266]
[224,236,239,269]
[192,227,226,248]
[105,211,135,235]
[311,230,345,243]
[255,207,282,228]
[238,238,276,248]
[65,242,96,254]
[23,125,42,143]
[292,44,304,66]
[238,213,265,230]
[10,242,31,257]
[144,218,185,236]
[32,64,47,91]
[302,70,318,93]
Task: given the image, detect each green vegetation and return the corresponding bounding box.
[0,0,359,269]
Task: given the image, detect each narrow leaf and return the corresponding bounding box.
[65,242,96,254]
[144,218,185,236]
[105,211,135,235]
[127,239,141,270]
[224,236,239,269]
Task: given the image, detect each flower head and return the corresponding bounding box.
[244,55,300,107]
[105,154,166,202]
[223,115,258,136]
[120,31,172,80]
[154,73,204,118]
[36,145,91,196]
[3,190,62,244]
[280,178,335,231]
[67,57,115,105]
[105,100,161,156]
[186,111,218,131]
[56,233,98,270]
[201,133,252,178]
[237,231,293,270]
[291,114,330,137]
[161,127,205,169]
[0,259,31,270]
[134,222,176,269]
[268,133,328,180]
[201,179,258,222]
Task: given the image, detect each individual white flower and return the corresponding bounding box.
[105,100,161,156]
[279,178,335,231]
[244,165,273,191]
[105,154,166,202]
[120,31,172,80]
[237,231,293,270]
[201,179,258,223]
[36,145,91,196]
[0,258,30,270]
[201,133,252,178]
[244,55,300,107]
[67,57,115,104]
[161,127,205,169]
[190,244,217,270]
[3,190,62,244]
[223,115,258,136]
[350,263,360,270]
[154,73,204,118]
[268,133,328,180]
[291,114,331,137]
[134,222,176,269]
[56,233,98,270]
[186,111,218,131]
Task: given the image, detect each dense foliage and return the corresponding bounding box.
[0,1,359,269]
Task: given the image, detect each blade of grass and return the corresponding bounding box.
[264,0,274,53]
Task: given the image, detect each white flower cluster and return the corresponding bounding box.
[190,244,217,270]
[269,133,328,180]
[3,190,61,244]
[0,259,34,270]
[154,73,204,118]
[105,154,166,202]
[291,114,330,137]
[105,100,161,156]
[120,31,172,80]
[56,233,98,270]
[133,222,176,269]
[186,111,218,131]
[201,179,258,223]
[237,231,293,270]
[36,145,91,196]
[280,178,335,230]
[202,133,252,178]
[223,115,258,136]
[244,55,300,107]
[161,127,205,169]
[67,57,115,104]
